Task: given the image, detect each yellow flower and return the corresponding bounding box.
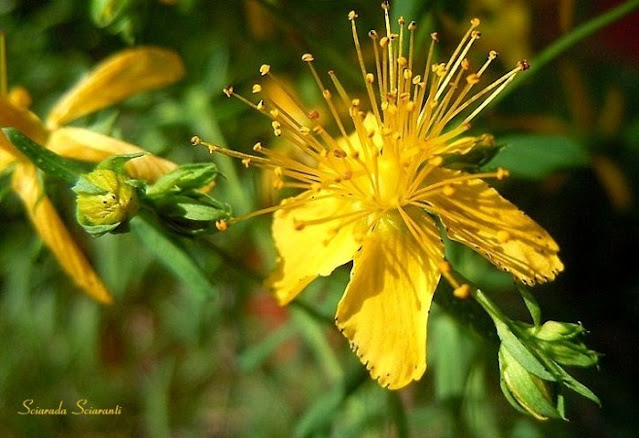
[0,41,184,304]
[201,3,563,389]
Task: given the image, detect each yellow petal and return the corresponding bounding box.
[46,47,185,127]
[11,163,113,304]
[426,168,564,285]
[47,127,176,182]
[0,96,49,145]
[0,145,15,170]
[0,130,17,159]
[267,191,364,305]
[335,209,443,390]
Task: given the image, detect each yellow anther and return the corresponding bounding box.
[299,126,310,135]
[270,109,280,118]
[365,73,375,83]
[471,30,481,39]
[215,220,228,231]
[381,0,390,11]
[348,10,357,20]
[252,142,263,152]
[351,98,360,107]
[368,30,378,39]
[294,219,305,231]
[497,230,511,243]
[466,73,480,84]
[517,59,531,71]
[271,121,281,130]
[430,32,439,42]
[333,149,347,158]
[398,56,407,66]
[274,166,283,177]
[408,21,417,31]
[489,50,498,60]
[496,168,510,180]
[322,89,332,99]
[252,84,262,94]
[259,64,271,75]
[190,135,201,146]
[8,86,32,109]
[442,184,456,196]
[273,129,282,137]
[471,17,481,27]
[461,59,470,70]
[301,53,314,62]
[438,261,451,274]
[273,178,283,190]
[241,158,251,168]
[406,101,415,112]
[379,36,389,48]
[412,75,421,85]
[256,100,264,110]
[398,16,405,25]
[453,284,471,299]
[403,68,412,79]
[222,86,233,97]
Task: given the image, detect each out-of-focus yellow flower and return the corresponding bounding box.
[201,4,563,389]
[0,42,184,303]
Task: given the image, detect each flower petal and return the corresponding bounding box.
[425,168,564,285]
[47,127,176,181]
[46,47,185,127]
[335,210,443,390]
[11,163,113,303]
[0,96,49,145]
[268,191,364,305]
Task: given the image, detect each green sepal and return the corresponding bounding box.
[442,143,505,172]
[96,152,145,173]
[3,127,84,184]
[145,163,219,197]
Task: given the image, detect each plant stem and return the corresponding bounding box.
[496,0,639,104]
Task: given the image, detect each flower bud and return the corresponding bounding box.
[498,345,561,420]
[74,169,138,232]
[525,321,599,367]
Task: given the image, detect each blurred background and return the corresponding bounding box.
[1,0,638,436]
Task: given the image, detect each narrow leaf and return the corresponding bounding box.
[130,215,217,299]
[3,128,83,183]
[518,284,542,327]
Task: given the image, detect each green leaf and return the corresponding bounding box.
[517,285,541,327]
[551,363,601,406]
[2,127,84,183]
[485,135,589,179]
[130,216,217,300]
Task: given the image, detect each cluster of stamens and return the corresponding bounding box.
[194,2,526,234]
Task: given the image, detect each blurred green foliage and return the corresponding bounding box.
[1,0,638,436]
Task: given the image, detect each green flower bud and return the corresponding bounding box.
[525,321,599,368]
[498,345,562,420]
[74,168,138,235]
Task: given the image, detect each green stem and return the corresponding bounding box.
[496,0,639,104]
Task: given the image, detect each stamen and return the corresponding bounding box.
[0,32,6,97]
